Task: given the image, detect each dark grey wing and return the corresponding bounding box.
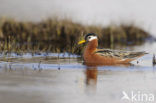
[95,49,147,59]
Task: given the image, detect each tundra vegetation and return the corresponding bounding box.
[0,18,151,55]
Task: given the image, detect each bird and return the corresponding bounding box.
[78,33,147,65]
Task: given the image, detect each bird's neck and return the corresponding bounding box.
[86,39,98,53]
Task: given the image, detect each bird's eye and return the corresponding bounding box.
[88,36,91,39]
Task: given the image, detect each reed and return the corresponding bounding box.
[0,18,151,54]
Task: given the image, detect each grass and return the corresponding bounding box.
[0,17,152,54]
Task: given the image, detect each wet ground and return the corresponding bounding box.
[0,43,156,103]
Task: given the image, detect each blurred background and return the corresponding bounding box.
[0,1,156,103]
[0,0,156,54]
[1,0,156,33]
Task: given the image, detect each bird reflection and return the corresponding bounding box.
[85,66,98,94]
[84,62,132,94]
[86,66,97,86]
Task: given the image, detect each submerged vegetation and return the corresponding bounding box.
[0,18,152,54]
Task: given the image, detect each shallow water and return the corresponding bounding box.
[1,0,156,102]
[0,49,156,103]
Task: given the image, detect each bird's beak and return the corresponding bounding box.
[78,39,86,45]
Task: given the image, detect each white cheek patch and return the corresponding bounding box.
[89,36,97,41]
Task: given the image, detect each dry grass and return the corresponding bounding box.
[0,18,151,54]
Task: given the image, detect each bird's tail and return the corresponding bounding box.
[124,51,148,62]
[128,51,147,58]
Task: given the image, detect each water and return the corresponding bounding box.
[1,1,156,102]
[0,45,156,103]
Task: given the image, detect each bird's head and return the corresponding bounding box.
[78,33,98,45]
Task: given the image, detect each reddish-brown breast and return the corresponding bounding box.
[83,39,131,66]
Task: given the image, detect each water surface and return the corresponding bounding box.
[0,49,156,103]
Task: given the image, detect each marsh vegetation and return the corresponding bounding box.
[0,18,152,55]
